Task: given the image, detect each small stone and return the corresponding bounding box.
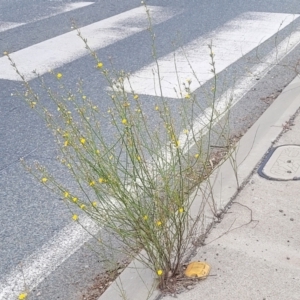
[290,218,294,221]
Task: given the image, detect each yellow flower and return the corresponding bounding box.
[143,215,148,221]
[157,269,163,276]
[137,156,141,161]
[184,93,191,99]
[72,214,78,221]
[99,177,104,183]
[156,220,162,226]
[122,118,127,125]
[183,129,189,134]
[64,140,69,147]
[92,201,97,207]
[41,177,48,183]
[97,62,103,68]
[64,191,69,198]
[72,197,78,203]
[18,293,27,300]
[155,105,159,111]
[133,94,139,100]
[194,153,199,158]
[178,207,184,213]
[80,137,86,144]
[82,95,87,100]
[96,149,100,154]
[56,73,62,79]
[89,181,95,186]
[3,51,8,56]
[174,140,180,148]
[30,101,37,108]
[80,204,86,210]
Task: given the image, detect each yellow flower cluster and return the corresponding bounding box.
[18,293,27,300]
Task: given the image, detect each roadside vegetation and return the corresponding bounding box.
[6,2,238,299]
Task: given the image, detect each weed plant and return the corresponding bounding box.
[5,3,233,292]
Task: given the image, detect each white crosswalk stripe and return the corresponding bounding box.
[0,6,179,81]
[120,12,299,98]
[0,2,94,33]
[0,216,99,300]
[0,21,25,32]
[178,29,300,153]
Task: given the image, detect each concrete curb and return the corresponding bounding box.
[98,75,300,300]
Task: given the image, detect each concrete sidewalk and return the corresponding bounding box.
[162,102,300,299]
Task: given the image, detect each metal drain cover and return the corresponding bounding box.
[258,145,300,181]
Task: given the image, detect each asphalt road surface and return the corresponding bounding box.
[1,0,300,299]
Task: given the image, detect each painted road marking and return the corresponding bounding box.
[0,2,94,33]
[0,21,25,33]
[121,12,299,98]
[0,215,99,300]
[178,29,300,153]
[0,6,179,81]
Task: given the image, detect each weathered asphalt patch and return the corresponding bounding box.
[258,145,300,180]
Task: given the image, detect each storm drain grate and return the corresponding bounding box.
[258,145,300,181]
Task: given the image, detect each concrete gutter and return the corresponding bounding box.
[98,75,300,300]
